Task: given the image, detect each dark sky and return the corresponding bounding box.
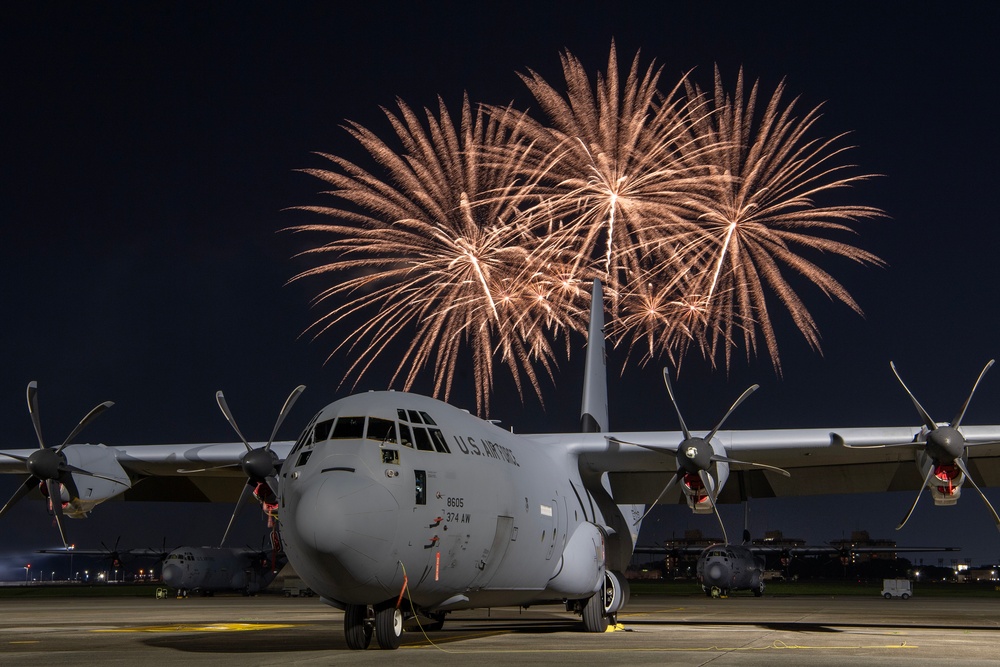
[2,2,1000,578]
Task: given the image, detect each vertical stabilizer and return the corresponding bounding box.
[580,279,608,433]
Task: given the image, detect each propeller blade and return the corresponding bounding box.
[265,385,306,451]
[220,481,255,547]
[954,458,1000,531]
[705,384,759,443]
[605,436,678,456]
[46,479,69,548]
[662,368,691,440]
[265,474,279,497]
[633,472,681,526]
[56,401,115,452]
[699,469,728,545]
[890,362,937,431]
[897,465,937,530]
[840,441,923,450]
[0,452,29,463]
[26,381,46,450]
[711,455,791,477]
[0,476,39,519]
[216,391,253,452]
[176,463,241,474]
[952,360,995,428]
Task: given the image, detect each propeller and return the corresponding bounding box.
[887,360,1000,531]
[0,382,116,548]
[215,385,305,547]
[610,368,790,545]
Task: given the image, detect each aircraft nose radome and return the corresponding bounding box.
[705,561,728,584]
[295,472,399,564]
[161,563,182,587]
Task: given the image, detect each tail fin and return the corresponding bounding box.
[581,279,609,433]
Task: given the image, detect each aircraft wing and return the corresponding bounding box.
[527,425,1000,503]
[0,441,295,502]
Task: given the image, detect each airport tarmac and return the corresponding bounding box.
[2,592,999,666]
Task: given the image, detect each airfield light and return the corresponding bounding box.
[24,564,30,582]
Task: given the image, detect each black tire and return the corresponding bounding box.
[581,589,609,632]
[344,604,372,650]
[901,593,910,600]
[375,603,403,650]
[753,581,765,597]
[883,592,892,599]
[422,613,446,632]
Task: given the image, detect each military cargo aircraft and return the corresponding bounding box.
[4,280,1000,650]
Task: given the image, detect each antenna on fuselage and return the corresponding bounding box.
[581,279,608,434]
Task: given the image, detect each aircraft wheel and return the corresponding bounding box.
[581,589,610,632]
[375,603,403,650]
[344,604,373,650]
[423,612,446,632]
[754,581,765,597]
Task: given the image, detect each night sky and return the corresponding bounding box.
[3,2,1000,579]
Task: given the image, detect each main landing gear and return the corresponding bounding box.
[578,570,629,632]
[343,601,404,650]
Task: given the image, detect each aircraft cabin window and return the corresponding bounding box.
[331,416,365,439]
[414,469,427,505]
[366,417,397,444]
[429,428,450,453]
[296,450,313,467]
[412,426,434,452]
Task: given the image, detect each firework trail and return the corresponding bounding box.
[290,45,885,412]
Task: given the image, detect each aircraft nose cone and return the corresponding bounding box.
[295,472,399,565]
[161,563,182,587]
[705,561,728,586]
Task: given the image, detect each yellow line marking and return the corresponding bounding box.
[95,623,296,634]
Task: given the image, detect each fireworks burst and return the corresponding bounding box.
[288,96,589,414]
[289,45,885,413]
[666,66,887,372]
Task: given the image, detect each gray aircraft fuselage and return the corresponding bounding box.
[279,390,617,613]
[160,546,283,595]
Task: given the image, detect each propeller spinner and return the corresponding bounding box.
[0,382,116,548]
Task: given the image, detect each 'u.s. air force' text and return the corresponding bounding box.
[452,435,519,467]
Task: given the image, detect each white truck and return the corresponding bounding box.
[881,578,912,599]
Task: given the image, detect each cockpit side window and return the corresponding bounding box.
[398,422,414,448]
[331,416,365,439]
[289,415,319,457]
[367,417,397,444]
[429,428,450,453]
[313,419,333,442]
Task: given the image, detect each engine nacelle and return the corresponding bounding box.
[916,451,964,507]
[56,444,131,518]
[682,447,729,514]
